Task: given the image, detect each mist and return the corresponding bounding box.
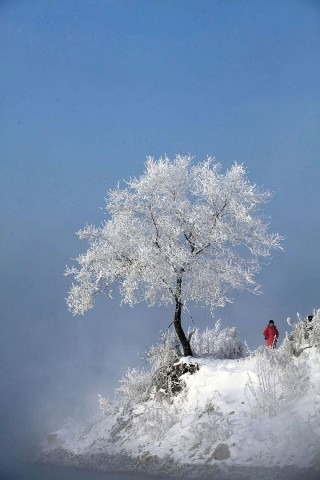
[1,0,320,478]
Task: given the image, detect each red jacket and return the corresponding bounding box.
[263,325,279,348]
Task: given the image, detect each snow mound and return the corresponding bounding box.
[39,347,320,478]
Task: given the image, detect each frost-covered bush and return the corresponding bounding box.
[145,330,181,370]
[142,331,182,397]
[117,332,197,407]
[117,368,152,407]
[245,347,310,418]
[194,398,233,444]
[148,358,199,399]
[97,394,117,415]
[189,321,249,359]
[245,349,279,418]
[136,403,178,441]
[143,331,201,398]
[281,309,320,356]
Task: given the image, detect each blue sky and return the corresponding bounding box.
[1,0,320,460]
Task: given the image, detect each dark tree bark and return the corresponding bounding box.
[173,275,193,357]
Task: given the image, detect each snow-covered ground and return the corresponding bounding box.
[39,346,320,479]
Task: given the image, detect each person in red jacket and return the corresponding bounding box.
[263,320,279,348]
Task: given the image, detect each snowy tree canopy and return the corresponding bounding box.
[65,155,283,355]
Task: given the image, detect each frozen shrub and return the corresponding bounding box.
[194,412,232,445]
[117,331,198,407]
[245,346,310,418]
[98,394,117,415]
[189,321,249,359]
[148,357,199,399]
[145,330,181,370]
[194,399,233,444]
[281,309,320,356]
[143,331,200,398]
[260,347,309,398]
[245,348,280,418]
[309,310,320,351]
[136,403,177,441]
[117,367,152,406]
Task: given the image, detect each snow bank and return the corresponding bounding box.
[38,347,320,478]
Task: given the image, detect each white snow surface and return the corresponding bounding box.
[42,348,320,477]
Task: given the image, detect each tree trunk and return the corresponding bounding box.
[173,298,193,357]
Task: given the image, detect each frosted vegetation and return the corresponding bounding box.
[42,311,320,476]
[65,155,282,356]
[55,156,320,476]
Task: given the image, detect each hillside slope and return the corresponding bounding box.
[40,347,320,478]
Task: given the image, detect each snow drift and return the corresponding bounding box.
[38,314,320,479]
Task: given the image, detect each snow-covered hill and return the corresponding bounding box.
[39,346,320,479]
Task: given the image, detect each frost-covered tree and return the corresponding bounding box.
[65,155,282,356]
